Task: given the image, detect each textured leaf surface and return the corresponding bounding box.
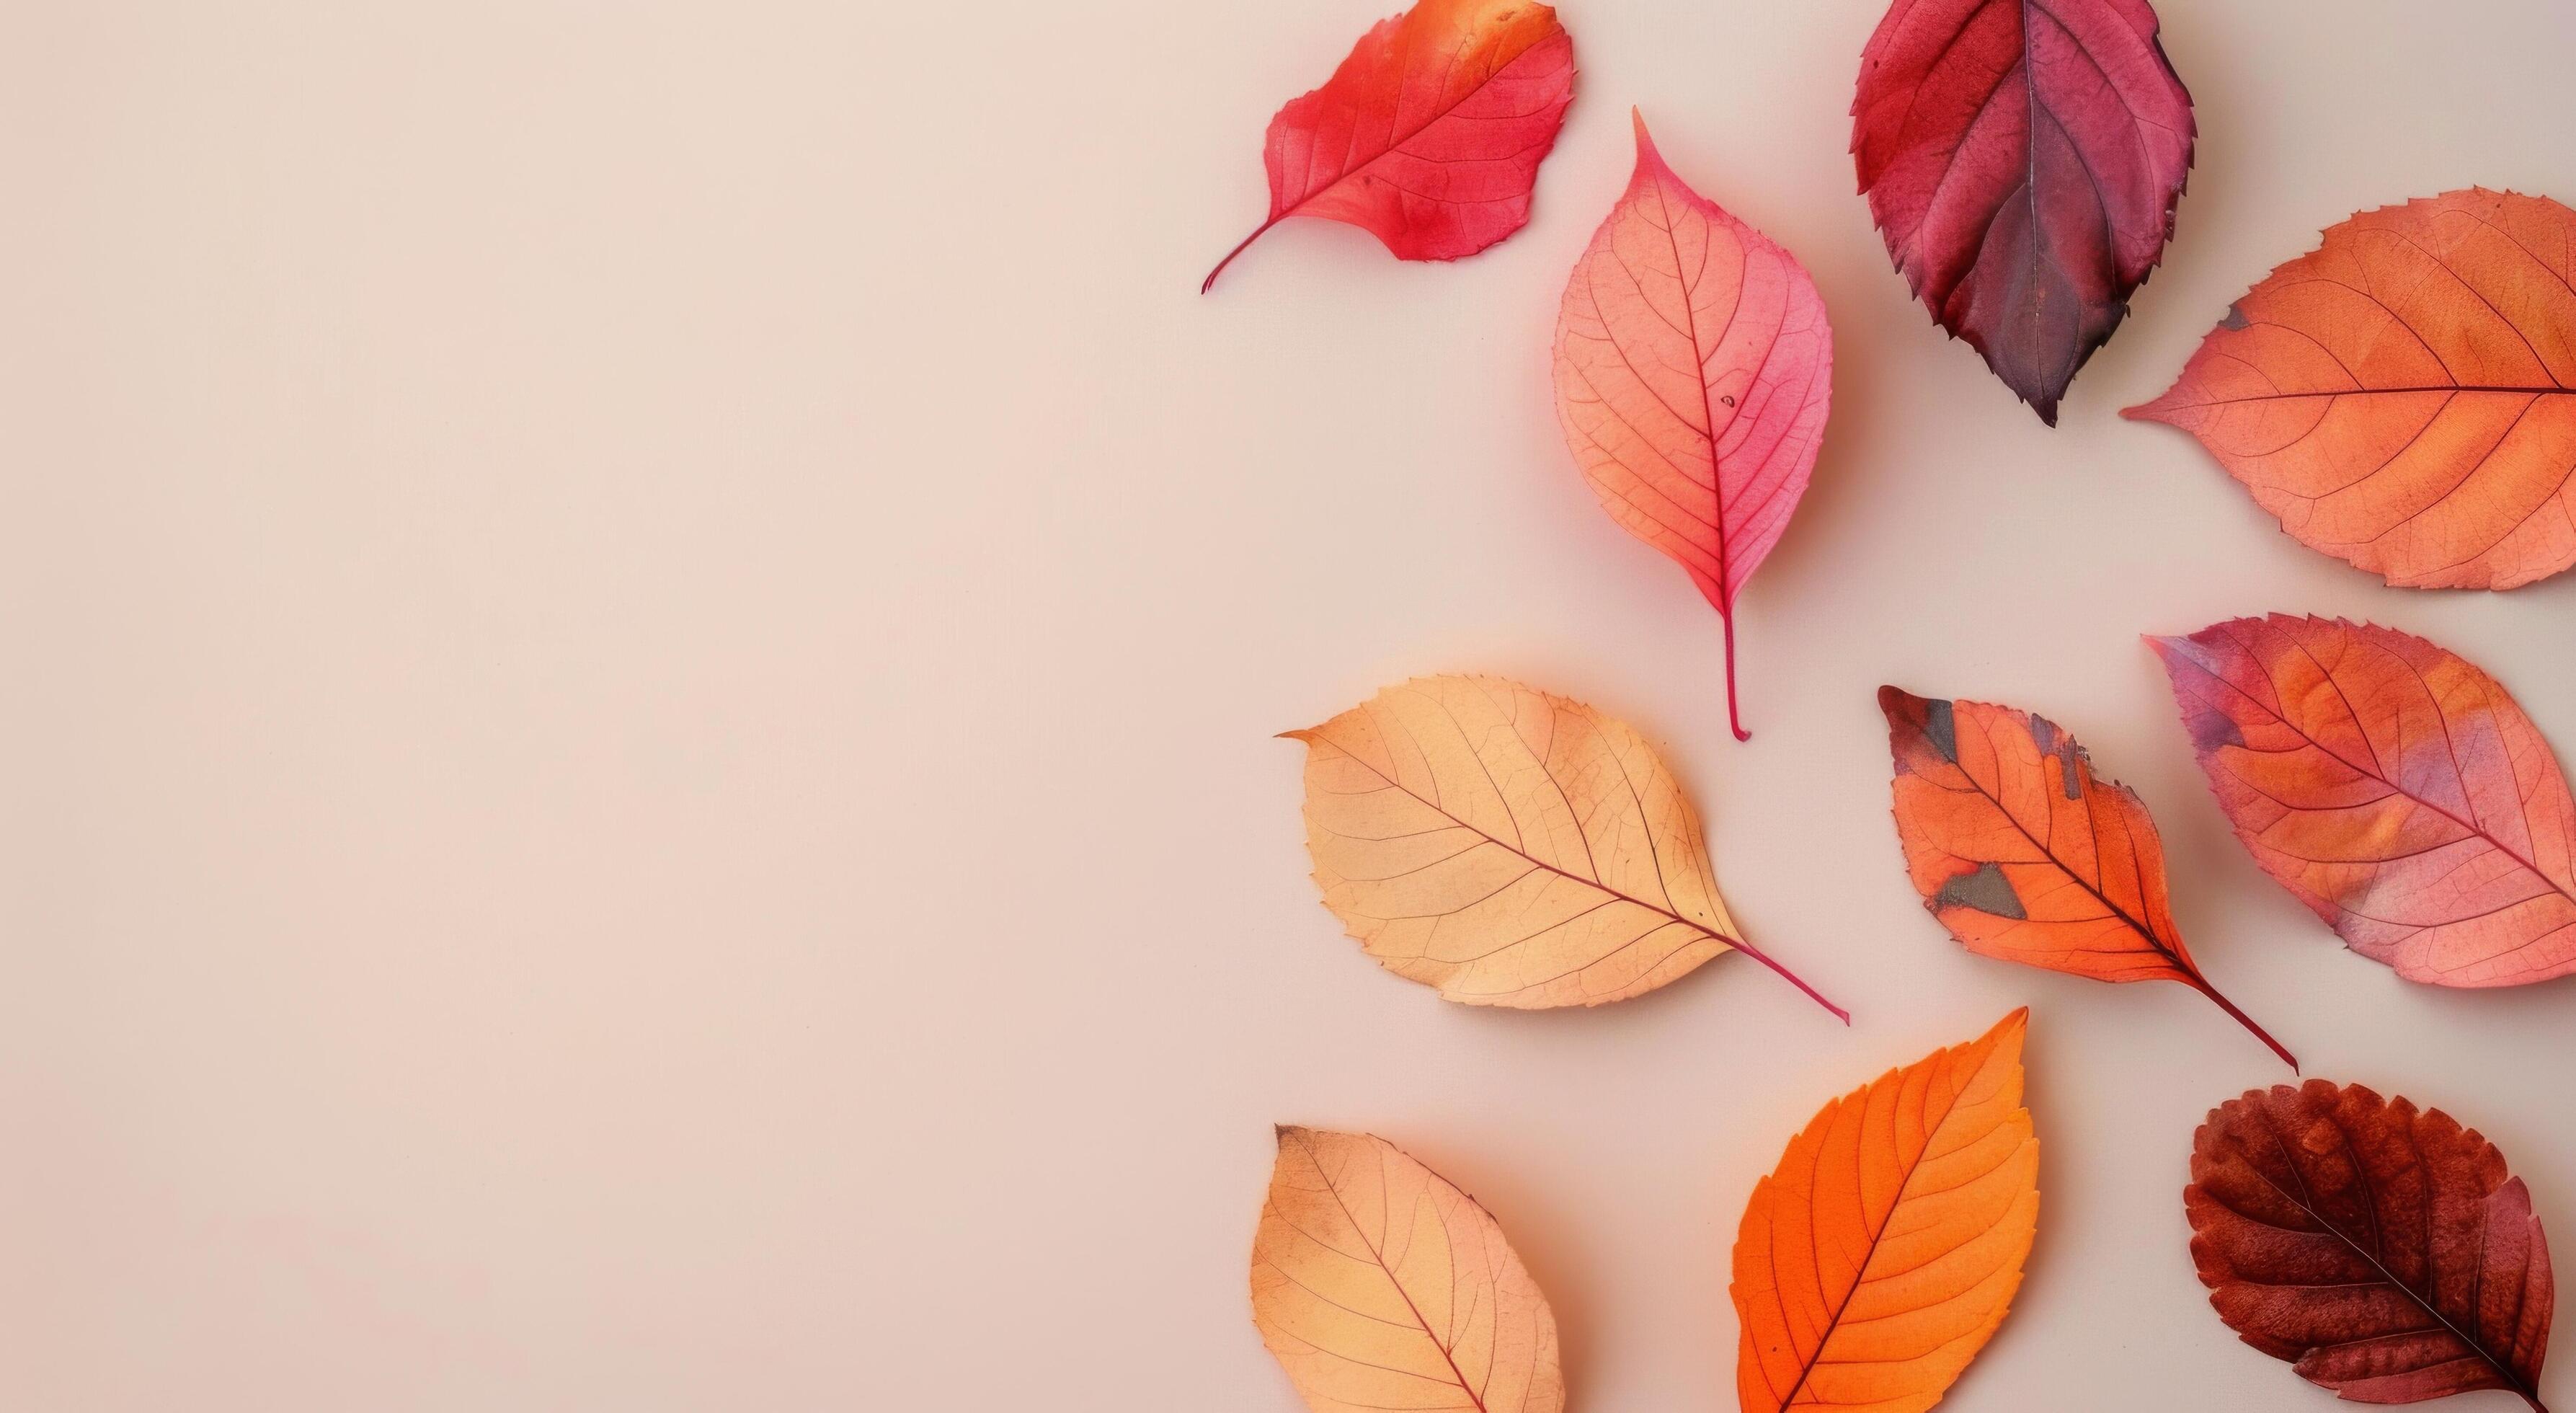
[1880,688,2293,1066]
[2188,1081,2555,1409]
[1852,0,2194,423]
[2153,616,2576,987]
[1286,676,1842,1015]
[1203,0,1575,291]
[1731,1009,2039,1413]
[2126,190,2576,589]
[1553,112,1832,740]
[1253,1128,1563,1413]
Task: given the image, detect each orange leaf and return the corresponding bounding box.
[2126,190,2576,589]
[1287,676,1844,1016]
[1203,0,1576,291]
[2152,615,2576,987]
[1252,1127,1563,1413]
[1878,688,2294,1068]
[1553,112,1832,741]
[1731,1009,2040,1413]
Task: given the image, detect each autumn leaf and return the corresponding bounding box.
[2152,616,2576,987]
[2188,1081,2557,1410]
[1202,0,1576,292]
[1285,675,1844,1017]
[1553,112,1832,741]
[1732,1009,2039,1413]
[1879,688,2295,1068]
[1853,0,2194,424]
[1253,1128,1563,1413]
[2126,190,2576,589]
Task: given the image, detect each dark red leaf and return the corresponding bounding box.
[2188,1081,2557,1409]
[1852,0,2194,423]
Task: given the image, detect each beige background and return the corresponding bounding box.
[6,0,2576,1408]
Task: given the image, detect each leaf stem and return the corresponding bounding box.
[1202,217,1283,294]
[2188,976,2298,1072]
[1728,935,1848,1024]
[1720,608,1750,742]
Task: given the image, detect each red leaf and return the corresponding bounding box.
[2152,616,2576,988]
[1551,113,1832,740]
[1203,0,1576,293]
[2189,1081,2556,1409]
[1852,0,2194,424]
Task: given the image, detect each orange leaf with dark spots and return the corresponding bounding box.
[1203,0,1576,292]
[1732,1009,2039,1413]
[2126,190,2576,589]
[1880,687,2295,1068]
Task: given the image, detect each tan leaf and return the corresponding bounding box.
[1252,1127,1563,1413]
[1285,676,1842,1015]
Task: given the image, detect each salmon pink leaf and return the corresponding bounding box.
[2126,190,2576,590]
[1853,0,2195,424]
[1203,0,1575,292]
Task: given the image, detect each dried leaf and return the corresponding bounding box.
[1285,675,1843,1016]
[1879,688,2294,1068]
[1202,0,1576,292]
[1553,112,1832,741]
[1253,1128,1563,1413]
[2127,191,2576,589]
[2188,1081,2556,1409]
[2152,616,2576,987]
[1853,0,2194,423]
[1732,1009,2040,1413]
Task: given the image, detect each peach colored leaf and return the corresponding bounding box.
[1553,112,1831,740]
[2188,1081,2555,1409]
[1855,0,2194,424]
[1203,0,1575,291]
[2126,190,2576,589]
[1252,1128,1563,1413]
[1732,1009,2040,1413]
[1880,687,2293,1068]
[2152,615,2576,985]
[1285,675,1842,1016]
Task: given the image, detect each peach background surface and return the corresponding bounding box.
[9,1,2576,1409]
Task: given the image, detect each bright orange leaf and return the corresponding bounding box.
[1731,1009,2040,1413]
[2126,190,2576,589]
[1879,688,2294,1068]
[1553,112,1831,741]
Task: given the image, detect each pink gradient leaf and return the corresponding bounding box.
[1551,112,1833,741]
[2152,615,2576,988]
